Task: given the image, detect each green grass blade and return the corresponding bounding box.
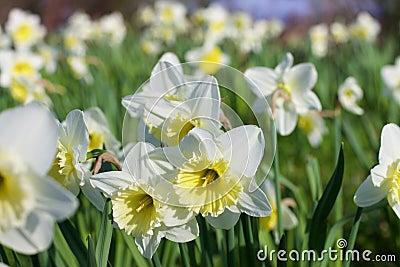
[95,200,113,267]
[58,220,88,266]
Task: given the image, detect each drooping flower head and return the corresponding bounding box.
[338,76,364,115]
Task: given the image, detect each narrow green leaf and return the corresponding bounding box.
[87,235,97,267]
[95,200,113,267]
[58,220,88,267]
[308,144,344,252]
[277,234,287,267]
[120,231,150,267]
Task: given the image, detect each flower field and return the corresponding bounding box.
[0,2,399,266]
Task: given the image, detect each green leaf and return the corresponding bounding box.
[308,144,344,252]
[95,200,113,267]
[277,234,287,267]
[58,220,88,267]
[120,231,151,267]
[87,235,97,267]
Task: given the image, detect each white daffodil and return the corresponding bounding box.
[4,8,46,50]
[37,43,58,74]
[154,1,187,28]
[309,24,329,58]
[354,123,400,219]
[148,126,271,229]
[330,22,348,43]
[259,180,298,242]
[381,56,400,105]
[201,3,231,43]
[48,110,104,210]
[338,77,364,115]
[9,76,51,105]
[83,107,121,153]
[185,43,230,75]
[263,19,285,40]
[298,111,328,148]
[97,12,126,45]
[65,11,94,42]
[63,30,87,56]
[139,38,162,56]
[91,142,199,258]
[67,55,93,84]
[349,12,381,42]
[245,52,321,136]
[0,26,11,49]
[0,49,43,88]
[0,103,78,255]
[138,5,155,26]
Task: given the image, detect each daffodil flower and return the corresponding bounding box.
[349,12,380,42]
[185,43,230,74]
[90,142,199,258]
[381,56,400,105]
[0,103,78,254]
[4,8,46,50]
[354,123,400,219]
[83,107,121,153]
[48,110,104,210]
[309,24,329,58]
[298,111,328,148]
[148,126,271,229]
[245,52,321,136]
[338,77,364,115]
[259,179,298,242]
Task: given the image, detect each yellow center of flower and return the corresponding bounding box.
[298,115,315,134]
[260,204,277,231]
[161,7,174,23]
[175,157,243,217]
[160,113,200,146]
[210,21,225,32]
[0,154,34,233]
[13,24,33,43]
[48,142,76,188]
[65,35,79,50]
[386,160,400,208]
[10,78,29,103]
[12,62,35,77]
[199,46,223,74]
[88,132,104,151]
[277,82,291,95]
[344,87,353,98]
[111,185,160,236]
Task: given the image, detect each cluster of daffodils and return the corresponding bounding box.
[61,11,126,83]
[0,8,57,105]
[89,52,272,258]
[308,12,381,57]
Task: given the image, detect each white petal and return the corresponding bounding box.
[81,177,105,211]
[150,62,185,97]
[379,123,400,164]
[275,53,294,75]
[370,163,388,186]
[180,127,218,162]
[90,171,133,196]
[0,212,54,255]
[285,63,317,93]
[238,186,272,217]
[34,176,78,220]
[353,175,390,207]
[206,209,241,229]
[388,194,400,220]
[164,220,199,242]
[217,125,264,178]
[0,102,58,176]
[135,231,163,259]
[244,67,278,97]
[281,205,298,230]
[292,91,322,114]
[63,110,89,162]
[274,99,297,136]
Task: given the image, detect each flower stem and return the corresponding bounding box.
[178,243,191,267]
[226,228,235,267]
[273,145,283,238]
[343,207,363,267]
[241,215,255,267]
[152,252,162,267]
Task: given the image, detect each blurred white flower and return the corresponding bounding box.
[349,12,381,42]
[264,19,284,39]
[185,43,230,74]
[0,103,78,254]
[245,52,321,135]
[260,180,298,242]
[381,56,400,105]
[83,107,121,153]
[138,5,155,26]
[148,126,271,229]
[338,77,364,115]
[48,110,104,210]
[298,111,328,147]
[0,26,11,49]
[37,43,58,74]
[309,23,329,58]
[63,31,87,56]
[354,123,400,219]
[140,38,162,55]
[5,8,46,50]
[330,22,349,43]
[9,76,51,106]
[98,12,126,45]
[155,1,187,27]
[91,142,199,258]
[67,55,93,84]
[65,11,94,42]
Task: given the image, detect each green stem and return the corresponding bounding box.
[241,215,255,267]
[152,252,162,267]
[178,243,190,267]
[343,207,363,267]
[273,145,283,238]
[197,216,214,267]
[227,228,235,267]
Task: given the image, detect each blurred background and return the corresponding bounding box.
[0,0,399,33]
